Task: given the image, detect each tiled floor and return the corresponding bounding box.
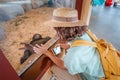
[89,5,120,50]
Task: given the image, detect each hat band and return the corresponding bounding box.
[53,16,78,22]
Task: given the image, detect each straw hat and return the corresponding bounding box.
[45,8,85,27]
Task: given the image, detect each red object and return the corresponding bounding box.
[105,0,113,6]
[75,0,83,20]
[0,49,21,80]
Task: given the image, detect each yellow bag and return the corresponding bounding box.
[71,30,120,80]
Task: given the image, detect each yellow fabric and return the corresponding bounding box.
[71,40,97,47]
[72,30,120,80]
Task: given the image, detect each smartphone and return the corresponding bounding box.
[52,46,61,55]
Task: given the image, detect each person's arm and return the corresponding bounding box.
[33,44,67,70]
[56,42,70,49]
[60,43,70,49]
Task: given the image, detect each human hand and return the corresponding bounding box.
[33,44,48,55]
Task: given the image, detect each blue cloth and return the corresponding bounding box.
[63,33,105,80]
[80,73,100,80]
[92,0,105,5]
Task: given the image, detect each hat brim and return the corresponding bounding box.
[44,20,86,27]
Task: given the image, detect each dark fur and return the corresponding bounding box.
[20,34,51,64]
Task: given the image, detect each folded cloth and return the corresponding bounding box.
[63,33,105,79]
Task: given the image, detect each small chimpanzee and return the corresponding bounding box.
[20,34,51,64]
